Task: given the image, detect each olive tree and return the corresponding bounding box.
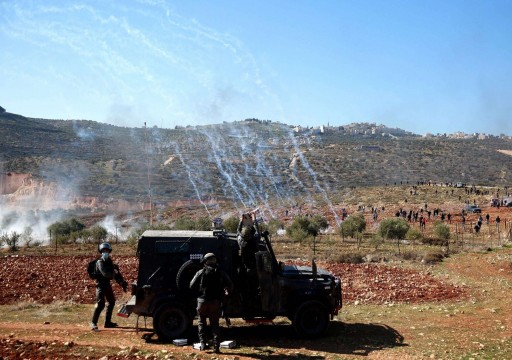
[126,223,172,247]
[434,221,451,250]
[47,218,86,244]
[339,213,366,247]
[90,225,108,244]
[173,216,196,230]
[266,218,285,237]
[223,216,239,233]
[1,231,21,252]
[286,215,327,244]
[378,217,410,254]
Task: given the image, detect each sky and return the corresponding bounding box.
[1,0,512,135]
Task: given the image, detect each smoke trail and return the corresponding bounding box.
[199,129,248,209]
[223,125,273,215]
[0,1,286,127]
[227,125,288,217]
[286,129,341,226]
[172,142,212,217]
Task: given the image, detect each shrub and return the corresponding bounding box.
[89,225,108,244]
[126,229,143,247]
[406,228,423,241]
[1,231,21,252]
[369,235,385,250]
[286,216,320,242]
[310,215,328,232]
[434,221,450,240]
[223,216,239,233]
[173,216,196,230]
[287,225,310,243]
[267,218,284,236]
[194,217,211,231]
[21,227,34,247]
[126,223,171,247]
[421,238,448,246]
[334,252,364,264]
[422,251,445,264]
[397,250,421,261]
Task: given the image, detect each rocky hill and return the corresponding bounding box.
[1,110,512,211]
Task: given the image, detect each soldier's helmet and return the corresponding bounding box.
[98,242,112,253]
[202,252,217,264]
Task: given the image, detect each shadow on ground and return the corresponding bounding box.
[141,320,406,358]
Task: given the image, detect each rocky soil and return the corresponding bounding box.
[0,255,466,305]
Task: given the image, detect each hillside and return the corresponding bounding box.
[1,110,512,212]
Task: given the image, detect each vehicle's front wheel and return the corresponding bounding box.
[292,300,330,338]
[153,305,192,341]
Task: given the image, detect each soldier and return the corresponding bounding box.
[90,242,127,331]
[236,211,263,316]
[237,211,259,271]
[190,253,233,353]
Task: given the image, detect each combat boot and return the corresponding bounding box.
[104,321,118,328]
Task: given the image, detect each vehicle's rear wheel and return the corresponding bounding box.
[153,305,192,341]
[292,300,329,338]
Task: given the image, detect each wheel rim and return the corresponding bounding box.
[294,301,328,337]
[301,307,324,331]
[155,307,189,339]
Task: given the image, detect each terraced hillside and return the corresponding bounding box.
[1,111,512,208]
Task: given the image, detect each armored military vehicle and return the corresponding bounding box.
[122,228,342,340]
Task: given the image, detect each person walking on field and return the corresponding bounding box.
[90,242,128,331]
[190,253,233,353]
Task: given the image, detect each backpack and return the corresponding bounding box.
[199,266,222,300]
[87,258,99,280]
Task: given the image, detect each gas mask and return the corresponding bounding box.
[205,258,217,266]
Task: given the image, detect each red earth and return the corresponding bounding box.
[0,254,477,359]
[0,255,466,305]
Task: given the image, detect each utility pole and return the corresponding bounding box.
[144,122,153,226]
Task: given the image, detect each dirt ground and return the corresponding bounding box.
[0,247,511,359]
[0,256,466,306]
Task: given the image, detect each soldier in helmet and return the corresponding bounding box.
[236,211,261,315]
[237,211,259,271]
[90,242,128,331]
[190,253,233,353]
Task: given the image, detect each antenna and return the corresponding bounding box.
[144,122,153,226]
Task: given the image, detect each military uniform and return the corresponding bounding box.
[190,254,233,353]
[90,243,127,331]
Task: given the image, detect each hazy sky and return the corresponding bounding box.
[1,0,511,135]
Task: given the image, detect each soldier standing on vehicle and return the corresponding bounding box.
[190,253,233,353]
[237,211,260,271]
[236,211,263,315]
[90,242,127,331]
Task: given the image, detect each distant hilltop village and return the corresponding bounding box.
[240,119,512,140]
[1,105,509,140]
[292,122,512,140]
